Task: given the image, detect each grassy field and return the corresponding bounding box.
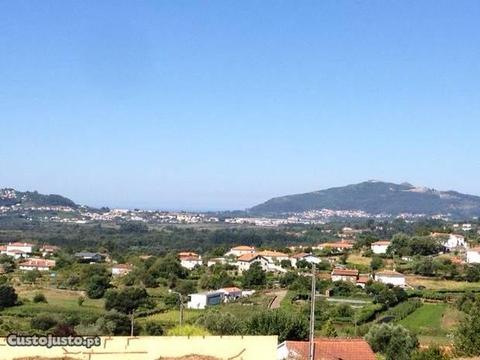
[140,309,202,327]
[399,303,463,345]
[0,287,106,336]
[406,276,480,291]
[140,291,274,328]
[2,287,104,319]
[347,253,372,267]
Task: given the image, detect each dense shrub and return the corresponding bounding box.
[145,321,164,335]
[33,292,47,303]
[31,314,58,331]
[0,285,17,309]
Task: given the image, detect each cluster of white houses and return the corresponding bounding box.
[0,242,58,271]
[370,234,480,266]
[330,267,406,287]
[178,246,322,273]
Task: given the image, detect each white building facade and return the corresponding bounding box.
[371,241,390,254]
[225,246,256,257]
[374,271,406,287]
[187,291,224,309]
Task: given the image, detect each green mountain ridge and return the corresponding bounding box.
[0,188,78,208]
[249,181,480,218]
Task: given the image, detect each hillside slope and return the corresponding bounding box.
[0,188,78,208]
[249,181,480,217]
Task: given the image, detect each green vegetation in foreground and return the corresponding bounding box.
[399,303,460,341]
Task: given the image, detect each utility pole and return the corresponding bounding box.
[169,289,184,327]
[309,264,316,360]
[179,294,184,326]
[130,311,135,336]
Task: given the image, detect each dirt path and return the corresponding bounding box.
[267,289,288,309]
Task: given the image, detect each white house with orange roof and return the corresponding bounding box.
[219,287,243,302]
[331,268,359,283]
[371,240,391,254]
[19,258,55,271]
[112,263,133,276]
[374,270,406,287]
[225,245,256,257]
[3,242,34,259]
[178,252,203,270]
[236,253,269,272]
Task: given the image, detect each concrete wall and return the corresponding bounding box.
[0,336,277,360]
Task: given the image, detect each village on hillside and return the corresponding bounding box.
[0,220,480,359]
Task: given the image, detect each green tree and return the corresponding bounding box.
[245,309,308,342]
[321,319,337,337]
[31,314,58,331]
[21,269,41,284]
[196,310,243,335]
[104,287,153,314]
[149,254,187,280]
[454,306,480,356]
[86,274,110,299]
[0,284,17,309]
[465,264,480,282]
[388,233,412,257]
[65,274,80,289]
[0,255,15,273]
[96,310,133,335]
[366,323,418,360]
[198,269,233,290]
[33,292,47,303]
[241,262,267,288]
[145,321,164,335]
[370,256,384,271]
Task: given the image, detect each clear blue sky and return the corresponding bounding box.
[1,1,479,210]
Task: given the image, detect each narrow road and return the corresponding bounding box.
[268,289,288,309]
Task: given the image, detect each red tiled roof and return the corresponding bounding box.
[357,276,370,284]
[372,241,391,246]
[181,256,202,261]
[237,253,263,262]
[331,268,359,277]
[257,250,288,258]
[41,245,59,251]
[375,270,404,277]
[20,258,55,268]
[321,242,353,249]
[8,242,34,247]
[284,338,376,360]
[178,251,199,258]
[231,245,256,251]
[291,252,309,259]
[220,287,241,293]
